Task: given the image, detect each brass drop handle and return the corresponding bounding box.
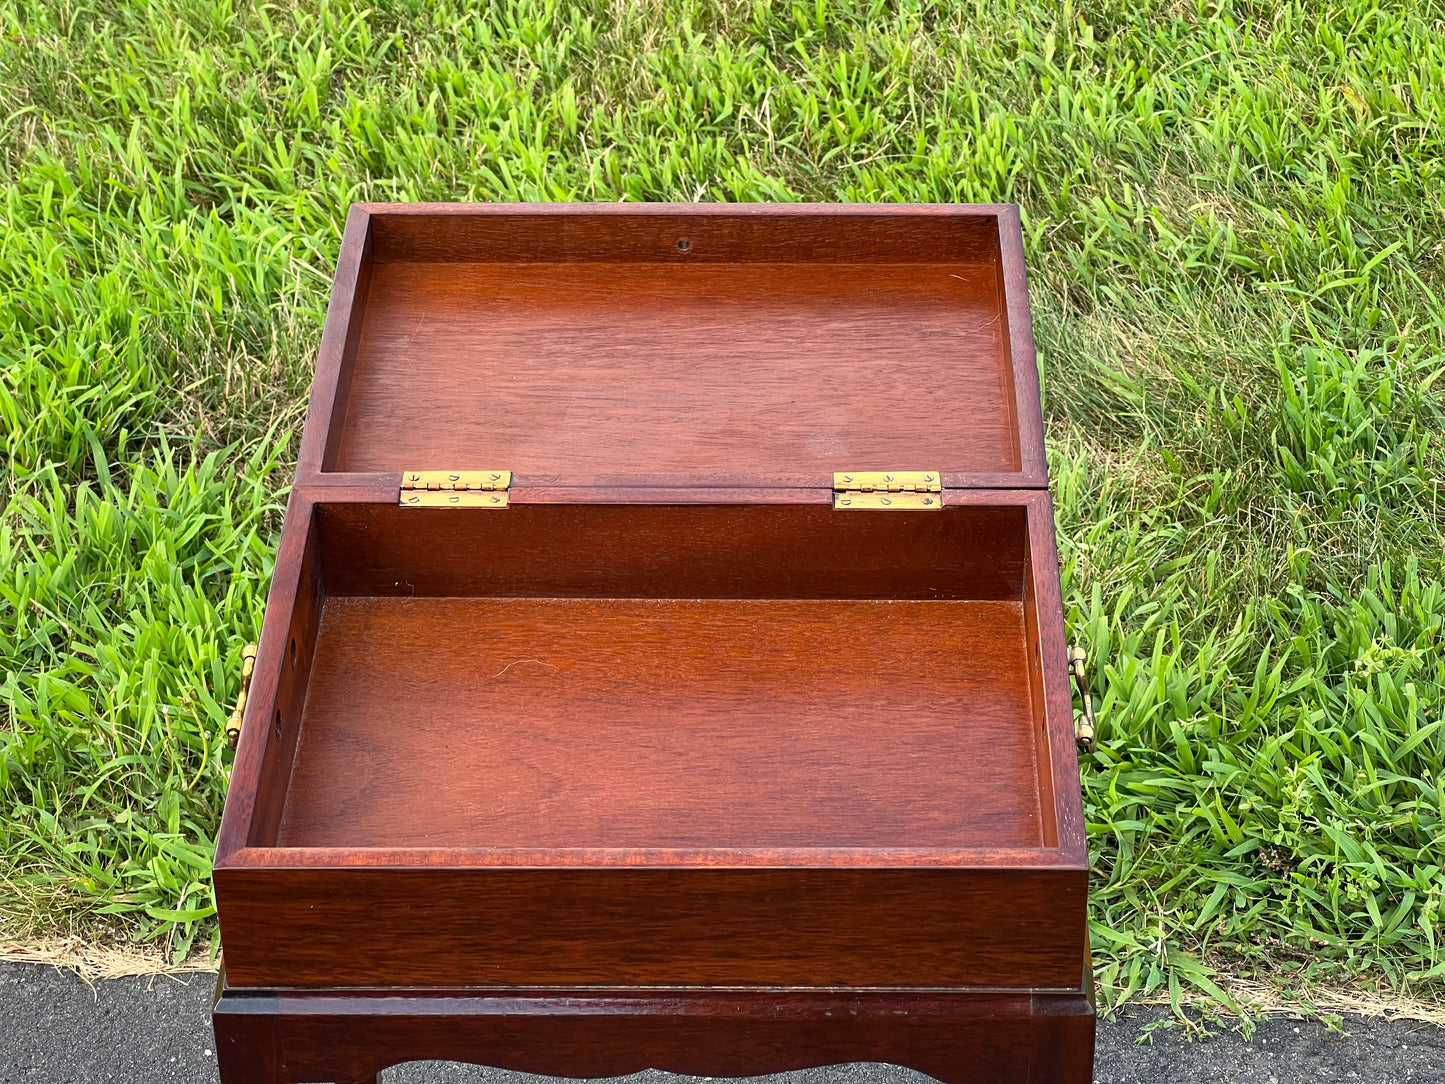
[1068,644,1097,754]
[225,645,258,749]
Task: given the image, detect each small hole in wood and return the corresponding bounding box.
[676,237,692,253]
[273,709,283,741]
[289,637,298,670]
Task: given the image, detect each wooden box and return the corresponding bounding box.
[213,204,1092,1084]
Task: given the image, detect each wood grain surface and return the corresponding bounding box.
[1026,489,1087,861]
[215,206,1088,1060]
[332,261,1018,479]
[362,201,1010,264]
[213,864,1088,989]
[214,489,1089,995]
[275,596,1040,850]
[315,501,1028,600]
[295,204,372,481]
[214,982,1095,1084]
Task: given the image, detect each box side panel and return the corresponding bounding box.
[995,206,1048,485]
[215,866,1087,989]
[1022,504,1058,850]
[296,205,373,479]
[315,501,1027,601]
[364,204,1005,264]
[1024,494,1088,862]
[246,510,325,848]
[216,492,322,860]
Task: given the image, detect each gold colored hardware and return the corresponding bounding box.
[225,645,257,749]
[833,471,942,510]
[1068,644,1097,754]
[399,470,511,508]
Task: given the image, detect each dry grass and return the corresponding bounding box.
[0,939,215,982]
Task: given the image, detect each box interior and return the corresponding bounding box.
[321,211,1023,482]
[252,502,1059,854]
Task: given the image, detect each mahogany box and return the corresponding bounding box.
[212,203,1092,1084]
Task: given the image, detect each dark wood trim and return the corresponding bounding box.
[214,979,1094,1084]
[287,479,1054,505]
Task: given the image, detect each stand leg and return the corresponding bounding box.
[212,999,279,1084]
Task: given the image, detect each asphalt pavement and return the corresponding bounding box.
[1,961,1441,1083]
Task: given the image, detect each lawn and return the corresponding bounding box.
[1,0,1442,1017]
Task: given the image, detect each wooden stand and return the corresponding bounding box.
[213,973,1095,1084]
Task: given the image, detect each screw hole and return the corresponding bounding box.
[289,637,298,670]
[676,237,692,253]
[273,709,283,741]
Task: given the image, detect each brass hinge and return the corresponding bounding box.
[1068,644,1097,754]
[833,471,942,510]
[399,470,511,508]
[225,644,257,749]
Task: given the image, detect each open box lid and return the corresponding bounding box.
[295,203,1047,498]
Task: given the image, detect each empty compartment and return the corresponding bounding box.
[259,501,1060,854]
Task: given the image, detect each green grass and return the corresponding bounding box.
[1,0,1443,1015]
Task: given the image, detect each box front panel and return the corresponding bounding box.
[216,866,1087,990]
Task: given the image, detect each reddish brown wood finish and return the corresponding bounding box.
[215,981,1094,1084]
[279,596,1040,850]
[314,500,1029,599]
[216,203,1091,1081]
[997,204,1046,486]
[335,261,1016,479]
[213,490,1088,991]
[294,203,1049,490]
[217,490,1083,860]
[295,204,372,482]
[217,866,1085,989]
[364,202,1011,263]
